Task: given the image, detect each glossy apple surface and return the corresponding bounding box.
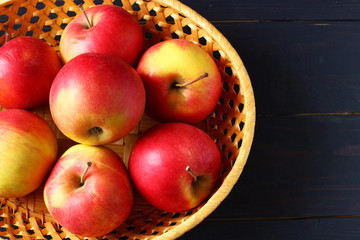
[128,122,221,212]
[60,4,144,66]
[0,36,62,109]
[136,39,222,124]
[44,144,133,237]
[49,53,146,145]
[0,109,58,198]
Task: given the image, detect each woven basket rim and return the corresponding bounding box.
[0,0,256,239]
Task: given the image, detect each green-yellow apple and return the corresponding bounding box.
[44,144,133,237]
[128,122,221,212]
[59,4,144,66]
[136,39,222,124]
[49,53,146,145]
[0,109,58,198]
[0,36,62,109]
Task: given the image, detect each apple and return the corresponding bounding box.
[59,4,144,66]
[44,144,133,237]
[49,52,146,145]
[0,36,62,109]
[0,109,58,198]
[128,122,221,212]
[136,39,222,124]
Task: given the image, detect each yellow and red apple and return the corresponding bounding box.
[44,144,133,237]
[0,36,62,109]
[49,53,146,145]
[59,4,144,66]
[128,122,221,212]
[136,39,222,124]
[0,109,58,198]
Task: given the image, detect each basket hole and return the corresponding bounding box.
[13,23,21,30]
[42,25,52,32]
[26,31,33,36]
[66,10,77,17]
[144,218,152,223]
[231,133,236,142]
[228,151,233,160]
[35,2,45,10]
[213,50,221,61]
[0,227,6,232]
[219,97,224,106]
[30,16,39,23]
[0,237,10,240]
[144,32,152,39]
[119,237,129,240]
[240,121,245,131]
[26,229,35,235]
[139,229,147,234]
[172,212,180,218]
[156,222,164,226]
[151,231,159,235]
[127,225,136,230]
[55,0,65,7]
[221,167,228,176]
[73,0,83,5]
[231,117,236,126]
[49,12,58,19]
[223,82,229,92]
[0,15,9,23]
[171,32,179,39]
[17,7,27,16]
[221,144,226,151]
[169,222,177,226]
[223,128,228,136]
[182,25,191,35]
[44,235,52,240]
[113,0,123,7]
[132,2,140,11]
[185,210,193,216]
[237,139,243,149]
[225,66,233,76]
[238,102,244,112]
[94,0,104,4]
[199,36,207,45]
[60,23,68,29]
[228,99,234,108]
[233,83,240,94]
[221,113,227,121]
[165,15,174,24]
[149,9,157,16]
[155,24,162,32]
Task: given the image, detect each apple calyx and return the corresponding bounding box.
[78,4,93,29]
[79,161,92,186]
[89,126,103,135]
[175,72,208,88]
[186,166,198,182]
[4,24,9,44]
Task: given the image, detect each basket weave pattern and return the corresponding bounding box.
[0,0,255,239]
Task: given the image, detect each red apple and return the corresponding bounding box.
[136,39,222,124]
[128,122,221,212]
[0,109,58,198]
[44,144,133,237]
[59,4,144,66]
[0,36,62,109]
[49,53,146,145]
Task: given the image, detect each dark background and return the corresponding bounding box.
[176,1,360,239]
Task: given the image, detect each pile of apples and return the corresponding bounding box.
[0,4,224,237]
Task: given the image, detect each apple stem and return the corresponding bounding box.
[186,166,197,182]
[78,4,93,29]
[80,161,92,186]
[175,72,208,88]
[4,24,9,44]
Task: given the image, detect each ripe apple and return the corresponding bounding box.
[128,122,221,212]
[136,39,222,124]
[44,144,133,237]
[0,109,58,198]
[59,4,144,66]
[0,36,62,109]
[49,53,146,145]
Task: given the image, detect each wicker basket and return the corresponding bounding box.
[0,0,255,239]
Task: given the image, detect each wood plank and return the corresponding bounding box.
[181,0,360,21]
[204,115,360,220]
[212,21,360,114]
[179,217,360,240]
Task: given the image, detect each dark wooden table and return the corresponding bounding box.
[176,1,360,239]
